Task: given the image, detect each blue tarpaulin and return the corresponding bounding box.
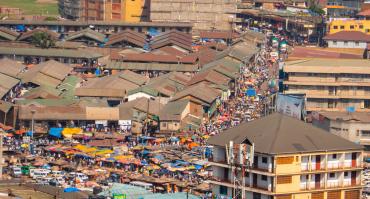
[26,131,33,136]
[64,187,80,193]
[49,128,63,138]
[16,25,26,32]
[148,28,159,36]
[245,88,256,97]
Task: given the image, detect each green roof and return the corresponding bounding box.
[59,76,81,99]
[0,47,102,59]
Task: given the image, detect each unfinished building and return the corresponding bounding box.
[150,0,238,31]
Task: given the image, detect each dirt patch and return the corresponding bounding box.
[36,0,57,4]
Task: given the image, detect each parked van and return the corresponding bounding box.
[30,169,50,178]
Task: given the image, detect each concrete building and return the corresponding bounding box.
[58,0,149,22]
[208,113,363,199]
[150,0,238,31]
[324,31,370,49]
[325,0,362,18]
[328,20,370,35]
[312,111,370,149]
[283,59,370,112]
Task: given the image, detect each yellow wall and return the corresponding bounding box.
[328,20,370,34]
[123,0,145,22]
[275,155,301,174]
[276,175,301,193]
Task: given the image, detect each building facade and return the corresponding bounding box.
[150,0,238,31]
[283,59,370,112]
[312,111,370,147]
[58,0,149,22]
[328,20,370,35]
[208,113,363,199]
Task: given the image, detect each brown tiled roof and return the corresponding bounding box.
[0,58,26,78]
[357,9,370,17]
[18,104,86,120]
[323,31,370,42]
[105,30,146,47]
[75,74,140,98]
[207,113,362,154]
[199,31,239,39]
[171,82,221,105]
[317,111,370,123]
[187,70,231,86]
[18,28,59,41]
[151,46,187,56]
[151,30,192,51]
[289,46,365,60]
[116,53,198,64]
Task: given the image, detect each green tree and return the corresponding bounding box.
[308,0,325,16]
[31,32,55,48]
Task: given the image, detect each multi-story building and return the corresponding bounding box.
[150,0,238,31]
[283,59,370,112]
[325,0,362,18]
[312,111,370,148]
[328,20,370,35]
[58,0,149,22]
[208,113,363,199]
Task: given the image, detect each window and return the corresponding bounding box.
[344,171,348,177]
[332,154,337,159]
[333,41,337,45]
[329,173,335,178]
[355,41,359,46]
[340,26,344,29]
[219,185,227,195]
[365,100,370,109]
[362,130,370,137]
[262,157,268,163]
[276,156,294,164]
[161,123,167,127]
[350,25,355,29]
[359,25,364,29]
[246,172,249,177]
[277,176,292,184]
[333,25,338,29]
[344,41,348,46]
[261,175,267,181]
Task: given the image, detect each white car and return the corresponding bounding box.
[51,170,65,177]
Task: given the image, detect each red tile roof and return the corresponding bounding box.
[323,31,370,42]
[357,9,370,17]
[289,46,364,59]
[116,53,198,64]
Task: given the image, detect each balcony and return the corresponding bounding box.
[326,180,340,188]
[300,182,325,190]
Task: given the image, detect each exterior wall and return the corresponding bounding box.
[327,40,367,49]
[150,0,237,31]
[127,92,154,101]
[160,121,180,131]
[329,20,370,34]
[210,149,363,199]
[284,72,370,112]
[59,0,148,22]
[188,101,203,117]
[123,0,149,22]
[313,117,370,146]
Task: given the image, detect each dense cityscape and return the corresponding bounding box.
[0,0,368,198]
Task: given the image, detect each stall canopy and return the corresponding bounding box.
[49,128,63,138]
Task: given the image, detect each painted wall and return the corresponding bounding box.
[329,20,370,34]
[327,40,367,49]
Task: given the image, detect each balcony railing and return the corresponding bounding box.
[301,160,361,171]
[326,180,340,188]
[300,182,325,190]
